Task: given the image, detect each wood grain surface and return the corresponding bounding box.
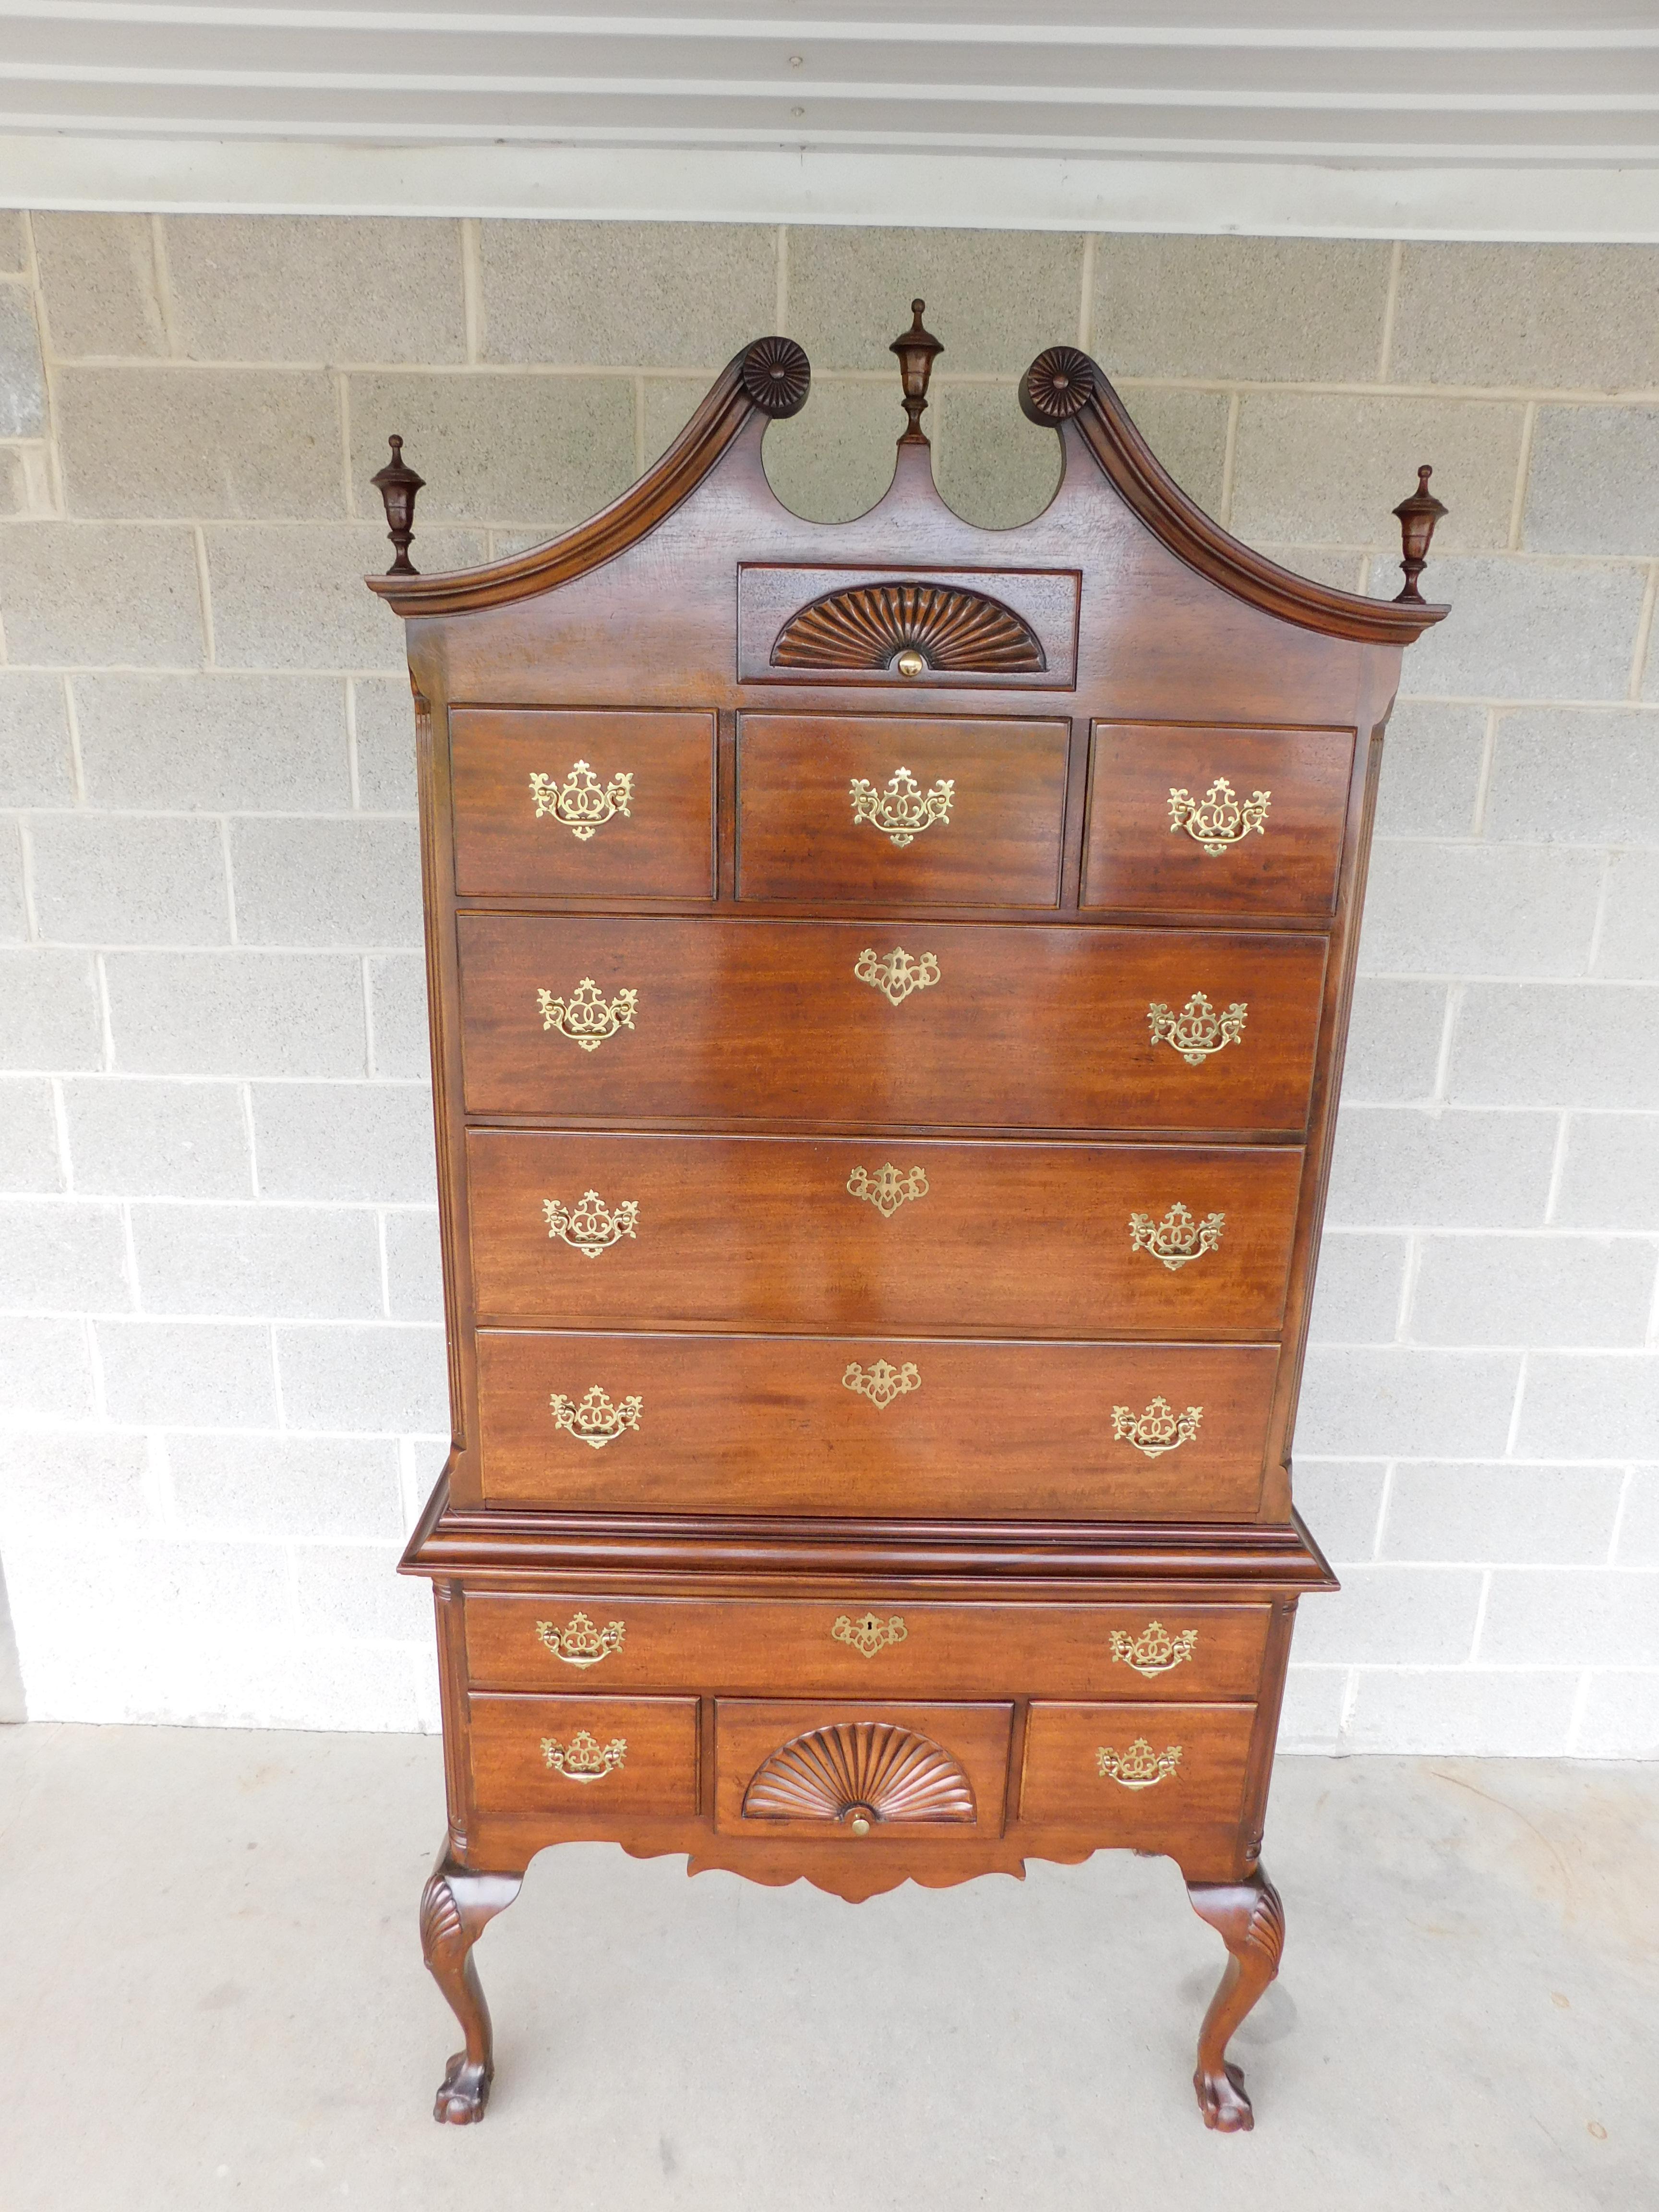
[474,1331,1281,1517]
[457,915,1327,1132]
[1019,1699,1257,1863]
[467,1693,699,1819]
[450,707,716,901]
[735,712,1069,906]
[464,1593,1273,1702]
[1083,722,1355,916]
[465,1130,1303,1336]
[713,1698,1014,1838]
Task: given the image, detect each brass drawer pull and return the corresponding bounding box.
[1097,1738,1183,1790]
[543,1190,638,1257]
[537,978,637,1051]
[855,945,939,1006]
[846,1164,928,1218]
[832,1611,907,1658]
[850,765,954,846]
[536,1611,625,1667]
[529,759,633,839]
[1130,1202,1224,1271]
[1109,1622,1199,1678]
[1168,775,1270,854]
[1148,991,1248,1065]
[541,1727,626,1781]
[842,1358,921,1410]
[550,1385,642,1447]
[1112,1396,1202,1457]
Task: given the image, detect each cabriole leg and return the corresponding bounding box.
[419,1850,523,2124]
[1185,1867,1285,2132]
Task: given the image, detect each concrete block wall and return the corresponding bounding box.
[0,215,1655,1752]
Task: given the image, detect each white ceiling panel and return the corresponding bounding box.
[0,2,1655,235]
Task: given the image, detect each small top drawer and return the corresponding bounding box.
[736,712,1069,907]
[450,708,715,900]
[1083,722,1355,918]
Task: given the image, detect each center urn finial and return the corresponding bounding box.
[890,297,943,445]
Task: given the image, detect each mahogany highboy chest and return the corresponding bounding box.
[368,305,1446,2132]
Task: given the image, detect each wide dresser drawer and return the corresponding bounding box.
[456,915,1327,1132]
[475,1332,1279,1516]
[467,1132,1302,1336]
[466,1594,1273,1702]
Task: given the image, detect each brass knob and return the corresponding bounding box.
[894,649,926,678]
[850,1814,872,1837]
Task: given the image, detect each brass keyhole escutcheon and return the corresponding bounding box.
[894,648,926,677]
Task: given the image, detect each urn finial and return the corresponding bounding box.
[1392,464,1447,605]
[371,433,425,577]
[890,298,943,445]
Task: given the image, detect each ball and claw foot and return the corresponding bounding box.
[420,1851,522,2126]
[1195,2056,1255,2134]
[434,2051,493,2126]
[1186,1867,1284,2134]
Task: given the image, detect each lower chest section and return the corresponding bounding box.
[443,1589,1290,1887]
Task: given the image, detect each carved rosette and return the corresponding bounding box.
[743,1720,975,1828]
[740,335,811,418]
[1019,344,1097,425]
[772,580,1045,673]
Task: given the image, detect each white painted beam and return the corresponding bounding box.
[1,135,1657,240]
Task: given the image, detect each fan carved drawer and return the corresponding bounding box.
[456,914,1327,1133]
[463,1595,1274,1703]
[473,1332,1281,1517]
[713,1700,1014,1839]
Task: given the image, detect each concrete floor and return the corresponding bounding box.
[0,1726,1653,2211]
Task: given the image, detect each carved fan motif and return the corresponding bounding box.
[771,581,1046,674]
[742,1721,975,1826]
